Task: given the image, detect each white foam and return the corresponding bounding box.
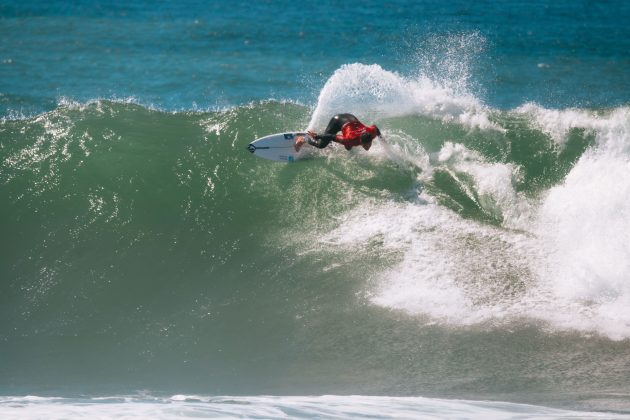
[517,105,630,338]
[323,194,538,326]
[535,147,630,339]
[0,395,621,419]
[434,142,533,229]
[516,103,630,149]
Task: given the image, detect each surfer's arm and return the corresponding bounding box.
[306,132,335,149]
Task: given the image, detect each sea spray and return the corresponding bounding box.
[307,63,498,133]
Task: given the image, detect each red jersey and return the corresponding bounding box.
[335,122,378,150]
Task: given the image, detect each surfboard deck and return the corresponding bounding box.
[247,132,310,163]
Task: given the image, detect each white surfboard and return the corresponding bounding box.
[247,132,311,163]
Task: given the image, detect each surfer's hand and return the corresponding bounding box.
[307,130,317,139]
[294,136,305,152]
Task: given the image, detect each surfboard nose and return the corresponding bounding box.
[247,144,256,153]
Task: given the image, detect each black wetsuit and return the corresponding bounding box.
[307,113,360,149]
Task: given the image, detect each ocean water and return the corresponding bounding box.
[2,0,630,418]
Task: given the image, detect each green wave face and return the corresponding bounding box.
[1,100,627,403]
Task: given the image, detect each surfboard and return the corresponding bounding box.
[247,132,310,163]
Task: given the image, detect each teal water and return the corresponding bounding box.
[2,1,630,418]
[1,0,630,114]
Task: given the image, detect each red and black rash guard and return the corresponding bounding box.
[308,113,377,150]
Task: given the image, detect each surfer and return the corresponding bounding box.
[294,113,381,152]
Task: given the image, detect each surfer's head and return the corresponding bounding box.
[361,125,381,143]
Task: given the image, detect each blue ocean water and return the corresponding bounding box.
[3,1,630,419]
[1,0,629,116]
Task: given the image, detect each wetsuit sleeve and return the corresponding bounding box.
[307,133,335,149]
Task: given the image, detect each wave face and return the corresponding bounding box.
[2,65,630,412]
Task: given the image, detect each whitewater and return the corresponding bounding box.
[303,62,630,339]
[1,395,627,419]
